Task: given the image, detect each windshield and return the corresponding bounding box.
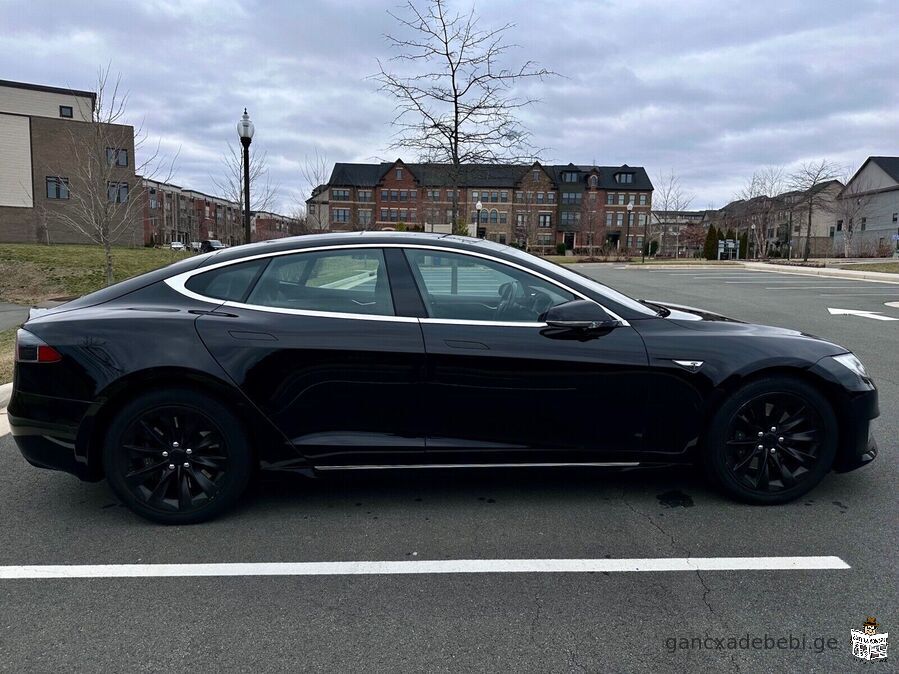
[501,247,658,317]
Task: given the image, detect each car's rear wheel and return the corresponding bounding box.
[705,377,837,504]
[103,389,252,524]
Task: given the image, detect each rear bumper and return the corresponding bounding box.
[8,391,99,481]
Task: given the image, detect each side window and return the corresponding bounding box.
[245,249,394,316]
[184,259,268,301]
[404,249,574,322]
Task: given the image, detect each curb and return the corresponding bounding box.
[741,262,899,284]
[0,382,11,410]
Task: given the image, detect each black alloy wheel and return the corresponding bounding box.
[103,389,252,524]
[705,377,837,504]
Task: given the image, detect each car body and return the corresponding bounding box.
[9,233,878,523]
[189,241,202,252]
[199,239,226,254]
[169,241,185,251]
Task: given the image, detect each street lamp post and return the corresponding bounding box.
[475,200,483,238]
[625,200,634,255]
[237,108,255,244]
[751,224,756,259]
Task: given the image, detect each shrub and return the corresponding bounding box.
[556,242,567,256]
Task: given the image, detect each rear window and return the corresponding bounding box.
[185,259,268,301]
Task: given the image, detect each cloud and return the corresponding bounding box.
[3,0,898,209]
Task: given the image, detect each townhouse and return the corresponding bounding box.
[308,160,653,252]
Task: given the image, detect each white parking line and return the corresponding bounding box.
[0,556,850,579]
[0,411,8,436]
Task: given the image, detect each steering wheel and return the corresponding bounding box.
[496,280,526,320]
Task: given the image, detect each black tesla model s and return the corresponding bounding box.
[10,233,878,523]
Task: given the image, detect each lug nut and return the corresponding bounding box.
[172,442,180,448]
[770,427,776,433]
[168,464,175,470]
[162,451,169,458]
[758,431,764,437]
[778,436,784,443]
[757,444,764,450]
[769,448,776,454]
[183,462,190,468]
[185,449,192,455]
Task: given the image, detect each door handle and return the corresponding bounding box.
[444,339,490,350]
[352,300,376,306]
[228,330,278,341]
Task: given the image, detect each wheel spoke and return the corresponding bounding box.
[124,444,162,456]
[190,455,222,470]
[178,470,192,510]
[139,420,168,447]
[125,461,168,483]
[147,468,175,503]
[731,448,759,475]
[771,454,796,487]
[781,446,816,465]
[784,430,816,442]
[189,467,218,497]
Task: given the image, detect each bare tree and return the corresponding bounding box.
[297,149,331,230]
[735,166,786,258]
[44,66,175,285]
[833,174,874,258]
[374,0,555,226]
[650,169,695,256]
[788,159,841,261]
[211,142,278,243]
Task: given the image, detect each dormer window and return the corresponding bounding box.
[396,167,403,180]
[562,172,578,183]
[589,175,598,188]
[615,173,634,184]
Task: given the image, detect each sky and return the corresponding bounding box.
[4,0,898,212]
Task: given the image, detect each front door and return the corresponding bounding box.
[193,247,427,467]
[401,248,649,464]
[563,232,575,250]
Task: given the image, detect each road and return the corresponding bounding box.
[0,265,896,672]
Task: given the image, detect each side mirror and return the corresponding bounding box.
[543,300,621,330]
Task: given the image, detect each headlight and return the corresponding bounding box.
[833,353,870,379]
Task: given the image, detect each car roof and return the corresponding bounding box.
[198,231,513,267]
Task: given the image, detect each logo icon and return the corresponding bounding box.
[851,617,888,661]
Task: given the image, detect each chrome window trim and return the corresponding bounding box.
[163,242,630,327]
[315,462,640,471]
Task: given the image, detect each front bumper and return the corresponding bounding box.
[832,388,879,473]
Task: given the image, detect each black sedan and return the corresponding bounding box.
[10,233,878,523]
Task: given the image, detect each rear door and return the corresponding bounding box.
[190,246,428,467]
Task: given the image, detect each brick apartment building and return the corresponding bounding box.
[307,160,653,252]
[0,79,140,244]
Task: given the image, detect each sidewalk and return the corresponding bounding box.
[742,262,899,283]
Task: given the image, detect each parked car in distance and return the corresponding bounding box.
[199,239,226,254]
[169,241,185,251]
[9,233,878,524]
[190,241,202,252]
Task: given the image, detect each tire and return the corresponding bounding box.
[703,376,837,504]
[103,388,253,524]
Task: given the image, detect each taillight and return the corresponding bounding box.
[15,329,62,363]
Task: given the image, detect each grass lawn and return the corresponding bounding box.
[839,261,899,274]
[541,255,738,266]
[0,326,16,386]
[0,244,185,305]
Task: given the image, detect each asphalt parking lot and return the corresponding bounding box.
[0,264,896,672]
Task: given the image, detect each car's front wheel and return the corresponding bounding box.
[705,377,837,504]
[103,389,252,524]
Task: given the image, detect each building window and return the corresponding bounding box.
[59,105,73,118]
[836,220,843,231]
[538,213,552,228]
[409,189,417,201]
[446,190,457,201]
[616,213,624,227]
[499,212,507,224]
[489,209,498,224]
[358,190,372,202]
[561,192,582,206]
[396,167,403,180]
[547,192,556,203]
[471,191,479,202]
[536,192,545,204]
[532,169,540,182]
[607,193,615,205]
[537,233,553,245]
[606,213,613,226]
[380,189,388,202]
[829,226,835,238]
[107,182,129,203]
[399,190,408,202]
[638,213,647,226]
[331,189,350,201]
[333,208,349,223]
[106,147,129,167]
[562,172,578,183]
[380,208,388,221]
[639,194,647,205]
[500,191,508,203]
[515,191,524,203]
[618,194,625,205]
[428,189,440,201]
[149,188,158,209]
[390,190,398,201]
[479,210,488,224]
[389,208,399,222]
[615,173,634,184]
[860,217,866,231]
[560,212,580,227]
[589,175,598,188]
[45,176,69,199]
[892,212,898,223]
